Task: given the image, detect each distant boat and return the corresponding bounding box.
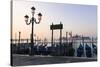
[77,43,84,57]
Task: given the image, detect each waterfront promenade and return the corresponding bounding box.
[12,54,97,66]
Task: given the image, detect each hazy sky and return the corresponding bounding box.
[12,0,97,40]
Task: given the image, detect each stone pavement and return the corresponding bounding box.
[12,54,97,66]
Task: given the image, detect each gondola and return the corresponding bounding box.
[85,44,92,57]
[92,44,97,55]
[77,43,84,57]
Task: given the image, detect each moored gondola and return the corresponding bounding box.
[77,43,84,57]
[85,44,92,57]
[92,44,97,55]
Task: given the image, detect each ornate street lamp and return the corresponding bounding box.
[24,6,42,55]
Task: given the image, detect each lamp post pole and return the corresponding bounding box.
[24,6,42,55]
[31,17,34,44]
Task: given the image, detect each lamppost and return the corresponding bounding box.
[24,6,42,55]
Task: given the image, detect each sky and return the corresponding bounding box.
[12,0,97,41]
